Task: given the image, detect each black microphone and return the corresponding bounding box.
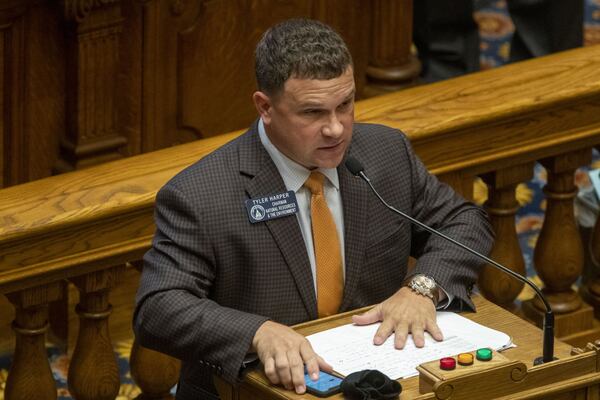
[345,156,555,365]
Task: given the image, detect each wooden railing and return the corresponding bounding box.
[3,44,600,398]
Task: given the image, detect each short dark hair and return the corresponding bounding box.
[255,18,353,95]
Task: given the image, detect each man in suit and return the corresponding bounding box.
[134,18,494,399]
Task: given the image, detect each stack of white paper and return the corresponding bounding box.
[306,312,512,379]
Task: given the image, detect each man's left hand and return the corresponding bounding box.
[351,287,444,348]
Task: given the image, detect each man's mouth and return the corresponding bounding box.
[320,141,343,150]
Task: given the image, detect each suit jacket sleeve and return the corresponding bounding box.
[401,134,494,310]
[133,182,269,384]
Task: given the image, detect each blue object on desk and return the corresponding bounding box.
[304,370,342,397]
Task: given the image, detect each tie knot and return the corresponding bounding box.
[304,171,325,195]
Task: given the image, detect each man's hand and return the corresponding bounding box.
[251,320,333,394]
[352,287,443,348]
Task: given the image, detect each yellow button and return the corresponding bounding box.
[458,352,474,365]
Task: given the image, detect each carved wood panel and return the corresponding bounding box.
[0,3,27,187]
[55,0,128,173]
[118,0,143,156]
[0,22,5,187]
[140,0,370,151]
[28,2,66,181]
[0,1,66,188]
[0,0,399,186]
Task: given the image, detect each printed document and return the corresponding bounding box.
[306,312,511,379]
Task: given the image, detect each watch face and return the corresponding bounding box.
[408,275,438,304]
[415,275,436,290]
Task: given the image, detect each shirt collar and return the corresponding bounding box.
[258,118,339,192]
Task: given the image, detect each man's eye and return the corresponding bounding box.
[304,109,321,114]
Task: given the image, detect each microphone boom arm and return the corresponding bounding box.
[355,169,555,364]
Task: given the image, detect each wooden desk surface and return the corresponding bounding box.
[238,295,575,399]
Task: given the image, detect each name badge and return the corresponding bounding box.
[245,190,298,223]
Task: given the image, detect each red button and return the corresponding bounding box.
[440,357,456,370]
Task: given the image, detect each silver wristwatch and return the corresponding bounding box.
[405,274,439,306]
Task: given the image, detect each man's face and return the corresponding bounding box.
[254,67,355,169]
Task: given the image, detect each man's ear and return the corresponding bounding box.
[252,91,273,124]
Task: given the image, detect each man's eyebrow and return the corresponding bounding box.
[298,101,325,108]
[343,90,356,102]
[297,89,356,108]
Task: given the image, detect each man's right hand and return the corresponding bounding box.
[251,320,333,394]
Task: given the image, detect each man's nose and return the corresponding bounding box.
[322,113,344,138]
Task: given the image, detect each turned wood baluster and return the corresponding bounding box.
[68,267,123,400]
[479,165,532,311]
[130,341,181,400]
[4,283,63,400]
[522,150,594,340]
[533,153,589,311]
[582,189,600,317]
[129,261,180,400]
[363,0,420,97]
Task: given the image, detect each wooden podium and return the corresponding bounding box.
[214,296,600,399]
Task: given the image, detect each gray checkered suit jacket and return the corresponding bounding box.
[134,121,494,399]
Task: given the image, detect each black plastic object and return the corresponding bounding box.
[340,369,402,400]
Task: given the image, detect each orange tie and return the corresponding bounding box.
[304,172,343,317]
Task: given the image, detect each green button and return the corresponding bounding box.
[476,348,493,361]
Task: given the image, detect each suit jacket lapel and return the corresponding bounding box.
[239,125,318,320]
[338,149,370,312]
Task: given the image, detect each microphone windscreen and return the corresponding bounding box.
[345,156,364,176]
